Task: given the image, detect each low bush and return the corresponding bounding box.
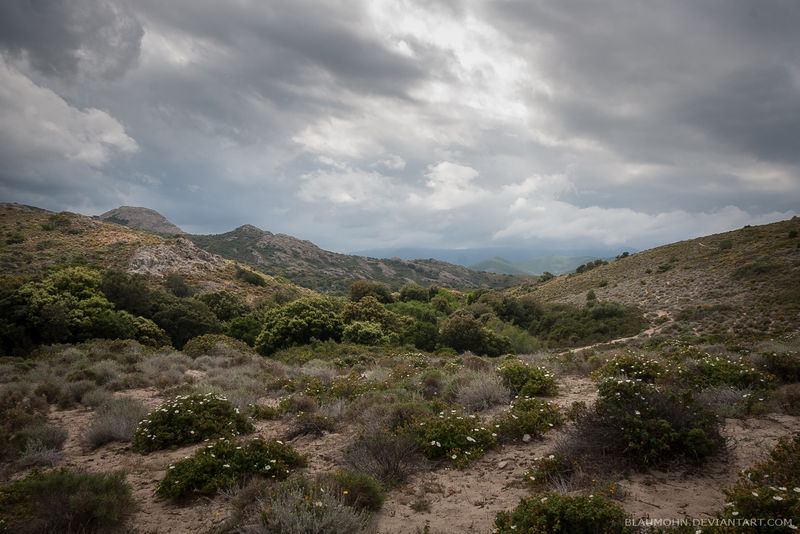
[344,427,424,487]
[686,354,773,390]
[561,378,722,469]
[405,411,497,468]
[493,492,633,534]
[156,437,305,500]
[0,468,136,534]
[494,397,564,441]
[759,351,800,383]
[321,470,385,512]
[285,412,336,439]
[257,476,371,534]
[131,393,254,453]
[593,351,664,382]
[454,373,511,412]
[86,397,149,449]
[496,359,557,396]
[713,432,800,533]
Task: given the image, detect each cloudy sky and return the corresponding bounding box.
[1,0,798,255]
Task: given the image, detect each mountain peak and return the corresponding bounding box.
[98,206,184,235]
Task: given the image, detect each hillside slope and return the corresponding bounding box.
[97,206,185,235]
[0,203,306,302]
[187,225,529,293]
[511,218,800,337]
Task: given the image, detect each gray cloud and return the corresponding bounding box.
[0,0,143,79]
[0,0,798,255]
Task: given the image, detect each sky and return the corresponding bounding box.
[1,0,798,256]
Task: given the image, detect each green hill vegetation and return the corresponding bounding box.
[2,203,800,533]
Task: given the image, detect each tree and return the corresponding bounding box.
[255,298,344,355]
[349,280,393,304]
[399,283,429,303]
[152,297,221,349]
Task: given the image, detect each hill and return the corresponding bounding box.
[0,203,306,302]
[510,217,800,338]
[470,255,597,275]
[187,224,529,293]
[97,206,185,235]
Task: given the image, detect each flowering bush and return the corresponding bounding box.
[131,393,254,453]
[493,492,633,534]
[593,351,664,382]
[689,354,773,389]
[496,360,557,397]
[405,411,497,468]
[156,437,305,500]
[713,433,800,533]
[494,397,564,441]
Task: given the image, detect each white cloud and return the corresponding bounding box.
[0,57,137,169]
[409,161,485,210]
[292,117,383,159]
[298,166,398,207]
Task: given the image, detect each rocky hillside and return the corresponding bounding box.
[97,206,185,235]
[510,217,800,338]
[0,203,306,302]
[187,224,529,293]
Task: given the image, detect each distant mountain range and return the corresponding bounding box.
[470,255,599,276]
[186,225,529,293]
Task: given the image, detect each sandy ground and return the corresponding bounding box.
[24,376,800,534]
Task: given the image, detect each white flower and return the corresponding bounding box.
[540,497,547,503]
[223,464,230,468]
[451,454,457,459]
[774,496,784,501]
[752,491,759,497]
[466,436,476,443]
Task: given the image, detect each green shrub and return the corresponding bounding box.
[493,492,633,534]
[226,315,263,346]
[194,290,250,322]
[405,411,497,468]
[342,321,386,345]
[182,333,252,358]
[323,470,385,512]
[399,283,429,303]
[258,476,370,534]
[156,437,306,500]
[349,280,393,304]
[235,267,267,286]
[594,351,664,382]
[583,378,722,466]
[688,354,773,389]
[255,298,344,355]
[496,359,557,396]
[0,468,136,534]
[494,397,564,441]
[713,432,800,533]
[759,351,800,383]
[131,393,254,453]
[440,314,512,357]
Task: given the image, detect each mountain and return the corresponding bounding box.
[510,217,800,337]
[97,206,185,236]
[0,203,306,301]
[470,255,598,275]
[186,225,530,293]
[349,246,633,266]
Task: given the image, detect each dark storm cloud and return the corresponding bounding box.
[0,0,797,253]
[487,0,800,169]
[0,0,143,79]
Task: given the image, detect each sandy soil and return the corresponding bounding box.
[27,376,800,534]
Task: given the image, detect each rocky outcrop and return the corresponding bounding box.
[127,238,227,277]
